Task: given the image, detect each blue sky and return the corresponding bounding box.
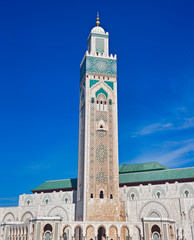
[0,0,194,206]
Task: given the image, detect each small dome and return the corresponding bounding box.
[91,26,105,34]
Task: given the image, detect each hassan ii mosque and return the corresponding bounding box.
[1,15,194,240]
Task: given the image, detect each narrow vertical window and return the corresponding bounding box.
[99,191,104,199]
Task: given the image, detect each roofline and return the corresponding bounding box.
[44,178,77,183]
[31,177,194,193]
[119,177,194,187]
[31,187,77,194]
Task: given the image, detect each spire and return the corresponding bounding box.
[96,12,100,26]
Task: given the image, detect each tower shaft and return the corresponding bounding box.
[76,21,119,222]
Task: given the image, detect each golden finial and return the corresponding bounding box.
[96,12,100,26]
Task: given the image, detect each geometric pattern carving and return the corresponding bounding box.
[48,206,68,221]
[96,143,107,163]
[104,81,114,90]
[90,79,99,88]
[3,212,15,222]
[24,196,33,206]
[127,188,139,200]
[62,193,71,203]
[189,207,194,224]
[108,103,114,193]
[21,212,33,222]
[96,88,108,99]
[152,186,165,198]
[180,184,194,197]
[96,170,108,183]
[149,211,161,218]
[80,57,117,80]
[140,201,169,220]
[42,194,52,204]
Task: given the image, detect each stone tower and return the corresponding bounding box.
[76,15,119,222]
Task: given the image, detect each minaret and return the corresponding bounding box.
[76,15,119,222]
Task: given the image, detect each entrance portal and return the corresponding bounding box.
[97,227,106,240]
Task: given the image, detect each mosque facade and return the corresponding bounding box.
[1,16,194,240]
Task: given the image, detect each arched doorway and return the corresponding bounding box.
[97,227,106,240]
[43,224,52,240]
[151,225,161,240]
[63,226,71,240]
[121,226,129,240]
[86,225,95,240]
[74,226,83,240]
[109,226,118,240]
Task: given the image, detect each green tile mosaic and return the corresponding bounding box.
[96,113,107,122]
[96,171,108,183]
[90,79,99,88]
[96,143,107,163]
[104,81,114,90]
[95,88,108,98]
[80,56,117,80]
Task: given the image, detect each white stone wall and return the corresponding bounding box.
[1,181,194,239]
[0,190,76,224]
[119,181,194,239]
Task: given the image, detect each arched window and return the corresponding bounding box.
[109,99,112,105]
[63,227,70,240]
[91,193,93,198]
[184,190,189,197]
[27,200,30,206]
[151,225,160,234]
[131,193,135,200]
[110,194,113,199]
[156,192,161,199]
[45,199,48,205]
[44,224,52,233]
[99,191,104,199]
[91,98,94,103]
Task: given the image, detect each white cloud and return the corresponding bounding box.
[134,122,173,136]
[178,117,194,130]
[133,116,194,137]
[129,138,194,168]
